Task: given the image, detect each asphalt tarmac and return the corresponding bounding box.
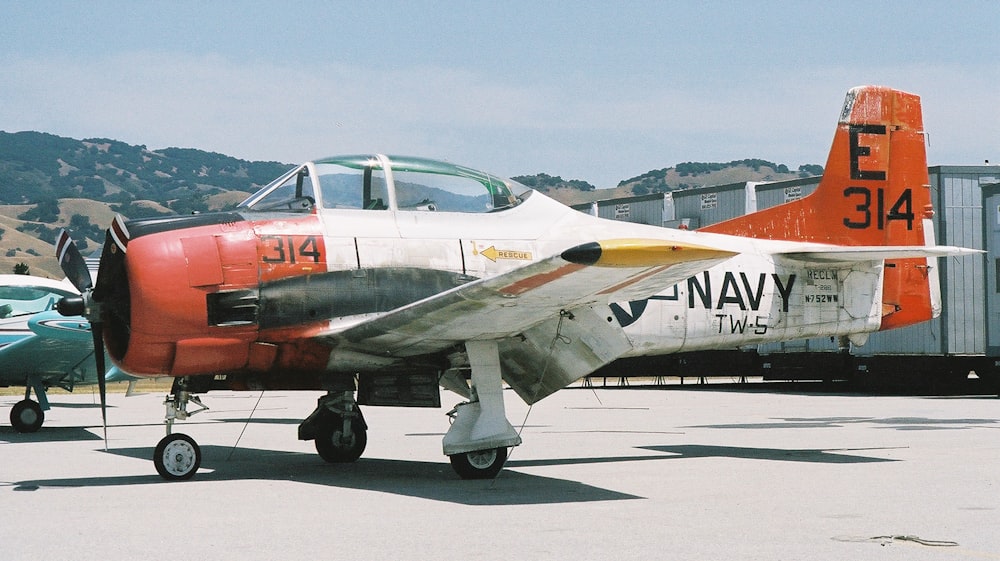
[2,386,999,560]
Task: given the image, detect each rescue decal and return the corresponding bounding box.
[474,244,533,262]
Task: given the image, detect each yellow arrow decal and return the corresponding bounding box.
[478,245,532,263]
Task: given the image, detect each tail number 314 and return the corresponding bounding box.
[842,187,914,230]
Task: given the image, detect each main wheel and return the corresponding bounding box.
[153,433,201,481]
[449,447,508,480]
[10,399,44,433]
[315,419,367,463]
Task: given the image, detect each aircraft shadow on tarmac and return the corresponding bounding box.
[0,415,304,443]
[9,440,899,502]
[0,425,104,442]
[508,443,897,468]
[638,444,896,464]
[685,416,1000,431]
[9,444,641,505]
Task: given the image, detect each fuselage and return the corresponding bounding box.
[106,155,885,379]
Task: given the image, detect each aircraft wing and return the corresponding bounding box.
[322,239,736,402]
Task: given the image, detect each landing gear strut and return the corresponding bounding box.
[152,384,209,481]
[299,390,368,464]
[442,340,521,479]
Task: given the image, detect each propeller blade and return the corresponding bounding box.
[57,222,120,448]
[93,217,129,300]
[91,319,108,449]
[56,229,93,293]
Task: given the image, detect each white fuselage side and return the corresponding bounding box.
[314,188,885,356]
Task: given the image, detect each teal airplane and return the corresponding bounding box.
[0,273,126,432]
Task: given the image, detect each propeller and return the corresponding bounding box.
[56,229,110,447]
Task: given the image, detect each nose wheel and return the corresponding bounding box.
[153,433,201,480]
[152,385,209,481]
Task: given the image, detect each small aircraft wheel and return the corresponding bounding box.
[449,447,508,480]
[10,399,44,433]
[315,419,367,463]
[153,433,201,481]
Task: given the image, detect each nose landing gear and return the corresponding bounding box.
[152,387,209,481]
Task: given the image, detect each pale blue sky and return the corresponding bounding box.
[2,1,997,187]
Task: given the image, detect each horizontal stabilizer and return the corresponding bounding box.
[777,244,980,264]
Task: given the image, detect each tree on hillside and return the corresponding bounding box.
[511,173,596,191]
[13,262,29,275]
[17,195,60,223]
[16,222,59,244]
[798,164,824,177]
[78,176,106,197]
[69,214,105,241]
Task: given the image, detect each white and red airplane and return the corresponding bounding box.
[56,85,971,481]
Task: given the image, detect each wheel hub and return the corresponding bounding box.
[162,440,196,475]
[466,448,498,469]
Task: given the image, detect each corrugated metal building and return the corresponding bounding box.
[571,192,675,228]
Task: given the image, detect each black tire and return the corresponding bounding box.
[153,433,201,481]
[315,419,367,463]
[10,399,44,433]
[449,447,508,480]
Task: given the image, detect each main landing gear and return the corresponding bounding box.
[153,385,208,481]
[147,342,520,481]
[9,379,51,433]
[442,340,521,480]
[10,399,44,433]
[448,446,509,480]
[299,390,368,463]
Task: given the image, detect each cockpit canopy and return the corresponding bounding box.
[239,155,528,214]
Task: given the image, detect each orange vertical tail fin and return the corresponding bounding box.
[702,86,936,330]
